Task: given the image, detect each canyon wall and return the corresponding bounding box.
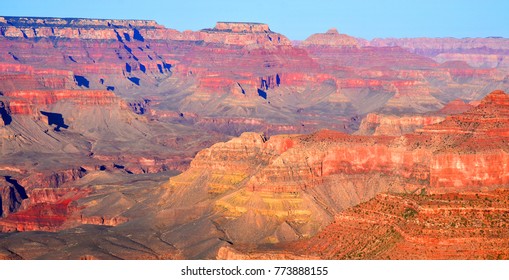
[165,91,509,247]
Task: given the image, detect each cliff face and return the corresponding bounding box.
[301,28,359,48]
[356,113,445,136]
[355,99,475,136]
[225,190,509,260]
[1,16,507,138]
[1,16,509,259]
[162,91,509,248]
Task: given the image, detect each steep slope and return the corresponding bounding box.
[161,90,509,256]
[356,99,474,136]
[215,91,509,260]
[2,16,507,136]
[0,87,223,234]
[0,90,508,259]
[219,190,509,260]
[0,15,509,260]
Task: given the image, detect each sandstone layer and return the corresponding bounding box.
[0,16,509,260]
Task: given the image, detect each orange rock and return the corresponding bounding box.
[167,91,509,246]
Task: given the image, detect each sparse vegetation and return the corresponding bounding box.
[403,208,418,219]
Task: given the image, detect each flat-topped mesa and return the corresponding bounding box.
[214,22,270,33]
[302,27,359,47]
[194,21,291,47]
[0,17,291,46]
[0,16,162,29]
[2,90,120,116]
[0,16,175,41]
[326,28,339,34]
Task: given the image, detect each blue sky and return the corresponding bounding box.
[2,0,508,40]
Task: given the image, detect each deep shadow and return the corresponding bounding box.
[237,82,245,94]
[0,101,12,125]
[106,86,115,91]
[40,111,69,131]
[133,28,145,42]
[9,52,19,61]
[5,176,28,200]
[123,32,131,42]
[114,163,125,169]
[125,63,132,73]
[123,44,132,54]
[113,29,123,42]
[68,56,77,63]
[257,89,267,99]
[157,64,163,73]
[261,79,269,90]
[74,75,90,88]
[276,74,281,86]
[162,62,172,71]
[128,77,140,86]
[139,63,146,73]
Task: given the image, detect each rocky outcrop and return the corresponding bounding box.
[163,90,509,247]
[3,90,119,110]
[0,176,28,217]
[0,187,88,232]
[0,15,509,259]
[197,22,291,47]
[0,17,289,48]
[437,98,474,115]
[356,113,445,136]
[356,98,475,136]
[418,90,509,193]
[283,190,509,259]
[301,28,359,48]
[1,16,507,138]
[218,189,509,259]
[0,16,165,40]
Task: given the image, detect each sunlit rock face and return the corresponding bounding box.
[163,91,509,252]
[2,16,508,138]
[1,15,509,259]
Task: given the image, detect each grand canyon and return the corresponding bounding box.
[0,16,509,259]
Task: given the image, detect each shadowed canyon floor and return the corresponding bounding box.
[1,16,509,259]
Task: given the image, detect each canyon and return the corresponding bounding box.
[0,16,508,259]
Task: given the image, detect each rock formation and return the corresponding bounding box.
[156,90,509,258]
[220,190,509,259]
[355,98,476,136]
[0,16,509,260]
[301,28,360,48]
[2,16,507,138]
